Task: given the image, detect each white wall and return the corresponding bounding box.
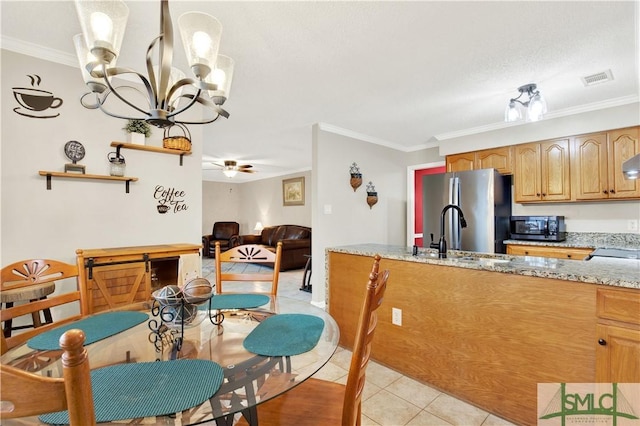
[311,125,443,305]
[201,181,241,235]
[1,50,203,267]
[201,171,312,236]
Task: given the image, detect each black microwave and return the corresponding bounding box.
[509,216,566,241]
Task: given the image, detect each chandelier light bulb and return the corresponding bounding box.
[192,31,213,63]
[504,101,521,122]
[90,12,114,45]
[527,93,547,122]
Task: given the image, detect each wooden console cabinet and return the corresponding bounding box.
[76,244,201,314]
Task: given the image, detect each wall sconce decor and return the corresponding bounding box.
[349,162,362,192]
[366,181,378,209]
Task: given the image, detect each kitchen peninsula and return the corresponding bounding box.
[327,244,640,426]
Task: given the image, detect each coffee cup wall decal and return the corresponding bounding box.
[13,74,63,119]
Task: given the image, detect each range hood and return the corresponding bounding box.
[622,154,640,179]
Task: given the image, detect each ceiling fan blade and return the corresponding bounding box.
[239,169,256,173]
[237,164,253,169]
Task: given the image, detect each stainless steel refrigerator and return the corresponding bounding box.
[422,169,512,253]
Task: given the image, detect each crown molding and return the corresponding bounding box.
[317,122,440,152]
[1,35,78,68]
[435,95,639,141]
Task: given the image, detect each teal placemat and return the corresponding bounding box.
[243,314,325,356]
[200,294,270,310]
[40,359,224,424]
[27,311,148,350]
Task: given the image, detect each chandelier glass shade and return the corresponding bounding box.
[504,83,547,123]
[73,0,233,128]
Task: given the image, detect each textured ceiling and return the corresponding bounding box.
[1,1,638,182]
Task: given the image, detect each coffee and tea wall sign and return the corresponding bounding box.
[13,75,64,119]
[154,185,188,214]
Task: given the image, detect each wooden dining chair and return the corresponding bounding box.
[1,259,88,351]
[237,254,389,426]
[0,328,96,426]
[214,241,283,296]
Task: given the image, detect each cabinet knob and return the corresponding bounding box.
[598,338,607,346]
[536,193,541,197]
[610,189,615,194]
[524,251,529,255]
[567,254,572,258]
[542,193,546,196]
[603,190,608,194]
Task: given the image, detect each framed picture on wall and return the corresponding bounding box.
[282,177,305,206]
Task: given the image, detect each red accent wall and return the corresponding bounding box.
[414,166,446,246]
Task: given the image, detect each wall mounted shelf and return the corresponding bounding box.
[110,142,192,166]
[38,171,138,193]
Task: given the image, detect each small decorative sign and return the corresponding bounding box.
[154,185,188,214]
[13,74,63,119]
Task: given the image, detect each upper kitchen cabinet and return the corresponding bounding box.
[572,127,640,200]
[475,147,513,175]
[446,146,513,174]
[446,152,475,172]
[514,138,571,203]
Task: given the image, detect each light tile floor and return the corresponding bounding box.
[202,258,517,426]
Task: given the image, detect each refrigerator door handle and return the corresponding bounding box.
[452,177,460,249]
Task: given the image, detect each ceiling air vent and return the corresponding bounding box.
[581,69,613,86]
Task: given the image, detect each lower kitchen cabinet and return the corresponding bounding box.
[596,287,640,382]
[506,244,592,260]
[76,243,201,314]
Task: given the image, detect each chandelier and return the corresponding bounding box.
[73,0,233,128]
[504,83,547,123]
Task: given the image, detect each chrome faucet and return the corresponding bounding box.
[436,204,467,258]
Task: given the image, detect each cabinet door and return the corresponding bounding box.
[514,143,542,202]
[476,147,513,175]
[540,138,571,201]
[446,152,475,172]
[86,262,149,314]
[608,127,640,199]
[596,323,640,383]
[572,133,608,200]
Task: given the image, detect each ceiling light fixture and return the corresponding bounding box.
[222,166,237,178]
[73,0,233,128]
[504,83,547,123]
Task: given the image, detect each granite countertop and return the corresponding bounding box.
[327,243,640,290]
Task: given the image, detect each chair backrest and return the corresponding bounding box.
[212,221,240,240]
[342,254,389,426]
[0,329,96,425]
[214,242,283,296]
[1,259,87,351]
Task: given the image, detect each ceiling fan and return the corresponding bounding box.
[209,160,256,177]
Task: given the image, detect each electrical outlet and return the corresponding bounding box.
[392,307,402,326]
[628,220,638,231]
